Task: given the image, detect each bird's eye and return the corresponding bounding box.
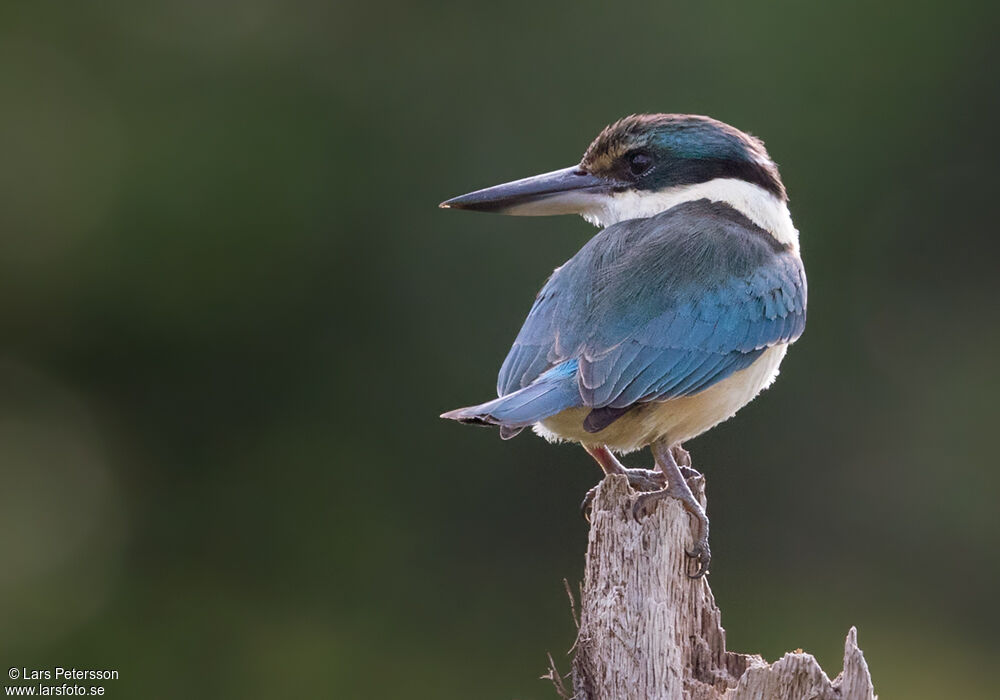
[627,152,653,176]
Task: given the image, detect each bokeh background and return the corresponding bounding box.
[1,2,997,698]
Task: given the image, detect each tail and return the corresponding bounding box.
[441,360,581,438]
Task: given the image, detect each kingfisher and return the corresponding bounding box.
[440,114,806,577]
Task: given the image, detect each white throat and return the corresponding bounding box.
[581,178,799,251]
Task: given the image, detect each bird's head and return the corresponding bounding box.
[440,114,786,228]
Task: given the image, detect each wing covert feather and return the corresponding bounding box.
[496,200,806,409]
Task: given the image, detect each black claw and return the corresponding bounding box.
[688,563,709,579]
[684,543,711,578]
[631,500,644,523]
[580,486,599,522]
[631,492,657,522]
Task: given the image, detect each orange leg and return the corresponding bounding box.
[583,444,628,475]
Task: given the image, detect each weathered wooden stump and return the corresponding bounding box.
[560,474,876,700]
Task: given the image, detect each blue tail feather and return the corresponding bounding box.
[441,360,581,428]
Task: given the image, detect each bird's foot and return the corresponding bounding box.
[670,444,702,480]
[684,527,711,579]
[678,465,702,481]
[581,468,666,521]
[631,478,711,579]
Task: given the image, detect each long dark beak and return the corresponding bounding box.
[439,166,624,216]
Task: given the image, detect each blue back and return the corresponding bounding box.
[496,200,806,411]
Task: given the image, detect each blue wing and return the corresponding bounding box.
[493,200,806,428]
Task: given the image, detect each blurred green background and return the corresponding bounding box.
[1,1,997,698]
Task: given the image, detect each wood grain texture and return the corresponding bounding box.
[569,474,875,700]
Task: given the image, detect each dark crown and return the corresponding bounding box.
[581,114,786,200]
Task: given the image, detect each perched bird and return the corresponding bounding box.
[440,114,806,577]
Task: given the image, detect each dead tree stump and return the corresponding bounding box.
[565,474,876,700]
